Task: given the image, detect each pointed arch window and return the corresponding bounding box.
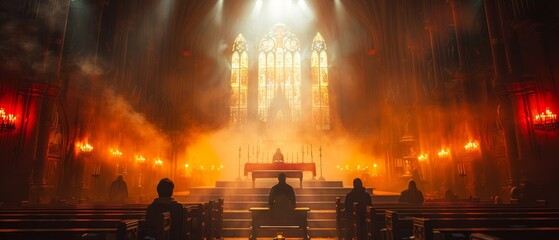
[230,34,248,127]
[311,32,330,130]
[257,24,302,127]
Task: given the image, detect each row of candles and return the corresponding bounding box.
[240,144,317,163]
[80,143,225,173]
[416,141,480,162]
[0,108,16,132]
[78,143,167,167]
[534,108,558,124]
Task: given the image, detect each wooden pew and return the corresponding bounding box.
[249,207,310,240]
[0,219,139,240]
[0,204,200,240]
[413,217,559,240]
[435,227,559,240]
[385,209,559,240]
[0,199,223,240]
[336,197,347,239]
[364,204,551,240]
[140,212,171,240]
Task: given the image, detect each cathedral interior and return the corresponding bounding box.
[1,0,559,209]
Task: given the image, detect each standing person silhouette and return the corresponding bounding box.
[399,179,424,204]
[268,173,296,226]
[272,148,285,163]
[146,178,186,240]
[345,178,372,240]
[109,175,128,203]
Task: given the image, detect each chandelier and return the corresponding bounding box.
[154,158,163,166]
[534,108,558,131]
[135,155,146,163]
[110,149,123,157]
[79,143,93,153]
[464,141,479,152]
[438,149,450,158]
[0,108,16,132]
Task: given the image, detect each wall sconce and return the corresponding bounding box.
[154,158,163,166]
[438,149,450,159]
[418,154,429,162]
[110,149,123,158]
[464,141,479,153]
[534,107,559,131]
[79,143,93,154]
[135,155,146,163]
[0,108,16,132]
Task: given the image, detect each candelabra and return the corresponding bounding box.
[417,154,429,162]
[534,108,559,131]
[79,143,93,154]
[0,108,16,132]
[438,149,450,159]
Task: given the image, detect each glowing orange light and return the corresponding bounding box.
[418,154,428,161]
[438,149,450,158]
[110,149,123,157]
[184,163,189,168]
[534,108,559,131]
[135,155,146,163]
[464,141,479,152]
[0,108,16,132]
[534,108,557,124]
[79,143,93,153]
[154,158,163,166]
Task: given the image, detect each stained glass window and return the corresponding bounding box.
[257,24,302,127]
[311,32,330,130]
[230,34,248,128]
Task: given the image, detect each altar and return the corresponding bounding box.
[244,162,317,178]
[252,170,303,188]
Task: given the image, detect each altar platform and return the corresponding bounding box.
[175,179,399,238]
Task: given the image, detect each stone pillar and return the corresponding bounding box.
[425,21,444,90]
[448,0,468,72]
[11,82,50,204]
[484,0,521,188]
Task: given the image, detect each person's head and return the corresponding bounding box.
[278,173,286,183]
[353,178,363,189]
[408,179,417,190]
[117,175,123,181]
[276,148,281,153]
[156,178,175,198]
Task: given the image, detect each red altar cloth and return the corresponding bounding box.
[244,162,317,177]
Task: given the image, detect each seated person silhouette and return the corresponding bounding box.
[444,188,458,202]
[109,175,128,203]
[399,179,424,204]
[146,178,186,240]
[272,148,285,163]
[268,173,296,224]
[345,178,372,240]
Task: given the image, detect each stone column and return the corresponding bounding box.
[484,0,521,188]
[12,82,50,204]
[29,84,60,203]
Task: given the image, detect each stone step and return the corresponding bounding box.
[180,194,347,203]
[186,187,373,195]
[224,201,336,210]
[177,194,398,206]
[215,180,344,188]
[223,228,338,238]
[223,210,336,219]
[223,218,337,229]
